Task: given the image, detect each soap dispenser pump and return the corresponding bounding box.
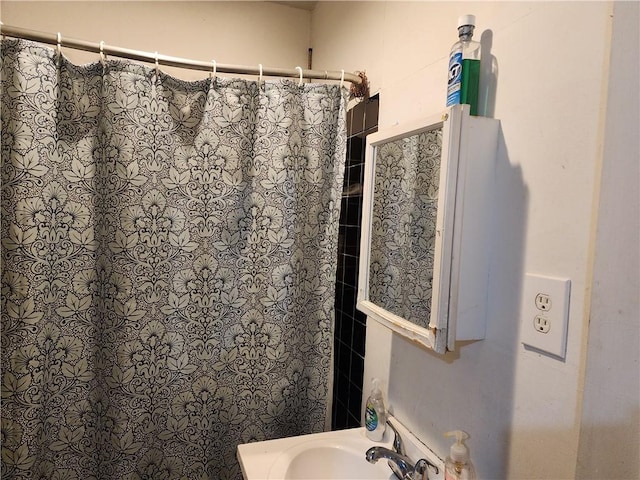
[444,430,477,480]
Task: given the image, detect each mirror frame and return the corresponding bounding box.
[356,107,463,353]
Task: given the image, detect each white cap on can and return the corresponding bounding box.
[457,14,476,28]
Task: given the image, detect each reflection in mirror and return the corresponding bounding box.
[368,127,443,329]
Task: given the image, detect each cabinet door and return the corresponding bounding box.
[357,106,465,353]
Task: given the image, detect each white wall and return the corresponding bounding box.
[312,2,638,479]
[0,1,311,81]
[576,2,640,478]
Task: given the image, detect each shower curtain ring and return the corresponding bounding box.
[258,63,263,85]
[154,51,159,75]
[210,59,217,79]
[99,40,107,67]
[295,66,303,87]
[56,32,62,65]
[340,69,345,88]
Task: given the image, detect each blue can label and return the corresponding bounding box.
[446,51,462,106]
[365,402,378,431]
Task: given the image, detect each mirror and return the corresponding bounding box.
[367,127,441,328]
[357,109,461,353]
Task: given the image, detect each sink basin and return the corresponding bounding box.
[237,418,443,480]
[238,427,392,480]
[267,431,393,479]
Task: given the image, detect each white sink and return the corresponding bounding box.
[267,430,393,479]
[238,427,392,480]
[237,418,444,480]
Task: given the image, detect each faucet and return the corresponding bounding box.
[365,420,439,480]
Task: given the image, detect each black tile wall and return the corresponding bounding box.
[332,94,379,430]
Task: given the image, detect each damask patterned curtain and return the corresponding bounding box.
[1,39,346,479]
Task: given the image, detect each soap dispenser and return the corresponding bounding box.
[364,378,386,441]
[444,430,477,480]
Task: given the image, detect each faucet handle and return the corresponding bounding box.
[386,419,405,455]
[414,458,439,480]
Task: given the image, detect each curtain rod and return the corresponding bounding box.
[0,24,363,85]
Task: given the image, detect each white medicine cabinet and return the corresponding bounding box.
[356,105,500,353]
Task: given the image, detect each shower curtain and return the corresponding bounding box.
[1,39,346,479]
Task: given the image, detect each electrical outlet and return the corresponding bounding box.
[520,274,571,358]
[533,315,550,333]
[535,293,551,311]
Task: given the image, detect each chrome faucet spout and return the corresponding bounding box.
[365,446,415,479]
[366,418,439,480]
[366,445,438,480]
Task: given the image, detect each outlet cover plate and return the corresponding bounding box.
[520,274,571,359]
